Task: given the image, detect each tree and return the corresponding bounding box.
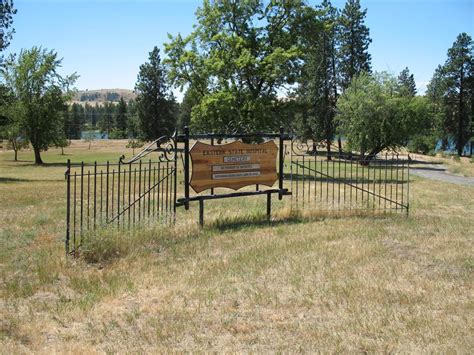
[165,0,303,134]
[83,131,95,150]
[178,85,201,131]
[297,0,338,158]
[114,97,127,138]
[0,0,16,125]
[336,72,432,163]
[1,102,28,161]
[426,65,451,149]
[64,103,84,139]
[426,33,473,156]
[135,46,176,141]
[397,67,417,98]
[442,33,473,156]
[0,0,16,60]
[3,47,77,164]
[338,0,372,90]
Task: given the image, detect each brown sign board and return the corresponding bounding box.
[189,140,278,193]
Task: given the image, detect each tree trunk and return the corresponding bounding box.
[457,67,464,156]
[326,139,332,161]
[337,137,342,157]
[360,146,384,165]
[12,140,18,161]
[33,145,43,165]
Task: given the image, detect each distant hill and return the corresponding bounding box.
[72,89,136,105]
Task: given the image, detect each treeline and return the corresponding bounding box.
[64,100,140,139]
[0,0,472,165]
[78,91,121,102]
[163,0,472,158]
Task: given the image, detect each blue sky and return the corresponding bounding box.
[7,0,473,99]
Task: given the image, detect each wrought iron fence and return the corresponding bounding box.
[289,142,410,214]
[65,137,177,256]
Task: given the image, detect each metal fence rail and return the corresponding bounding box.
[289,143,409,214]
[65,155,177,256]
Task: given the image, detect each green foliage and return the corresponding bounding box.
[178,85,200,131]
[407,134,437,155]
[338,0,372,90]
[114,97,128,138]
[126,138,144,155]
[135,46,176,140]
[427,33,473,156]
[296,0,338,154]
[2,47,77,164]
[83,130,95,149]
[397,67,417,98]
[64,103,84,139]
[165,0,304,133]
[108,128,126,139]
[336,72,433,161]
[0,0,17,60]
[79,92,100,101]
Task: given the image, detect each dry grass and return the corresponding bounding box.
[410,152,474,177]
[1,142,473,352]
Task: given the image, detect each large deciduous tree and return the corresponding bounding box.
[135,46,176,141]
[3,47,77,164]
[336,72,432,163]
[165,0,304,133]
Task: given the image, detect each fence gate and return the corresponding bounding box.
[65,135,178,256]
[64,131,410,256]
[288,139,410,214]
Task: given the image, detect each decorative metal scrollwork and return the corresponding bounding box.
[119,133,177,164]
[291,138,311,156]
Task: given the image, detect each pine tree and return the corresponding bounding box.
[442,33,473,156]
[68,103,84,139]
[397,67,417,97]
[114,97,127,138]
[338,0,372,90]
[135,47,176,141]
[297,0,339,158]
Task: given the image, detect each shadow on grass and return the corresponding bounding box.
[0,177,64,183]
[205,209,392,233]
[16,162,69,167]
[207,213,306,233]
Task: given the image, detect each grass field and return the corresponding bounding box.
[1,141,473,352]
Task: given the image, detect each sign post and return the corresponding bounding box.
[176,128,291,226]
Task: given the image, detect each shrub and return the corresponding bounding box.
[407,134,438,155]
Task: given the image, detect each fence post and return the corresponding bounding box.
[199,199,204,226]
[173,133,178,223]
[267,192,272,221]
[184,126,190,210]
[279,126,284,200]
[65,159,71,255]
[407,154,410,216]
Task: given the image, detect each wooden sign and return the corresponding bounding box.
[189,140,278,193]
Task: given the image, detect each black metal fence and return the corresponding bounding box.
[64,134,410,256]
[289,142,410,214]
[65,138,177,256]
